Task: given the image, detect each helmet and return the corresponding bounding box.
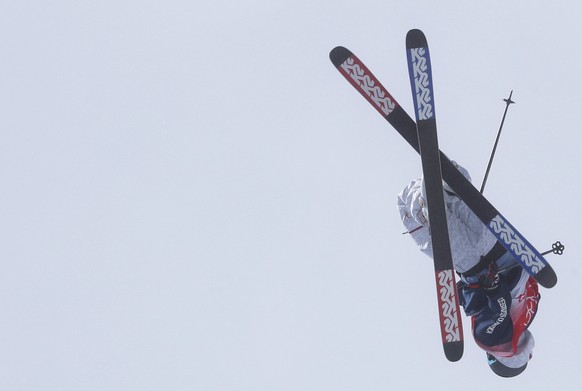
[487,353,528,378]
[486,330,535,377]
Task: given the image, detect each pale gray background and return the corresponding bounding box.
[0,1,578,390]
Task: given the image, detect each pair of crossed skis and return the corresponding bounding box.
[330,29,558,362]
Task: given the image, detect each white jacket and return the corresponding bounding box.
[396,163,497,273]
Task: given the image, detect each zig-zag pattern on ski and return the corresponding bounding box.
[340,57,396,116]
[409,48,433,120]
[489,215,546,273]
[437,270,461,342]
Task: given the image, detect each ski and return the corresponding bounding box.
[328,45,557,289]
[406,29,463,362]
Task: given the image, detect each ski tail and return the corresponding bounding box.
[406,29,436,122]
[330,46,399,120]
[330,46,425,154]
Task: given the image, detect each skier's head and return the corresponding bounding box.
[486,330,535,378]
[487,353,528,378]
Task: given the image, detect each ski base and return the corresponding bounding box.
[329,45,557,289]
[407,28,464,361]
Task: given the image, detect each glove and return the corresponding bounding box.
[478,262,500,291]
[418,195,429,225]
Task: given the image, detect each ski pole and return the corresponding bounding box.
[541,241,565,256]
[480,91,515,194]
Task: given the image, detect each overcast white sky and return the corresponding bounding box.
[0,1,580,390]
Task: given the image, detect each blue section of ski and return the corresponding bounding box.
[407,46,435,121]
[490,213,547,273]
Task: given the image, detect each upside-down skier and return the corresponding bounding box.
[398,161,540,377]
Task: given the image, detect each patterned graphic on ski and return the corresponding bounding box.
[328,45,557,289]
[406,29,463,362]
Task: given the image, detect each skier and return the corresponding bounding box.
[397,161,540,377]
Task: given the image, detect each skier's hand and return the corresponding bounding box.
[478,263,500,291]
[418,195,429,225]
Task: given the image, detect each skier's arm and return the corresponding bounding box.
[397,180,433,258]
[397,180,428,229]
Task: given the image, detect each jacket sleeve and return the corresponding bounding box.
[397,180,427,228]
[397,180,433,258]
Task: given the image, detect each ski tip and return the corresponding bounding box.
[536,265,558,288]
[329,46,352,67]
[406,29,428,49]
[444,341,464,362]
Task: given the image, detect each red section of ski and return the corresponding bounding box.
[335,54,399,118]
[436,269,463,344]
